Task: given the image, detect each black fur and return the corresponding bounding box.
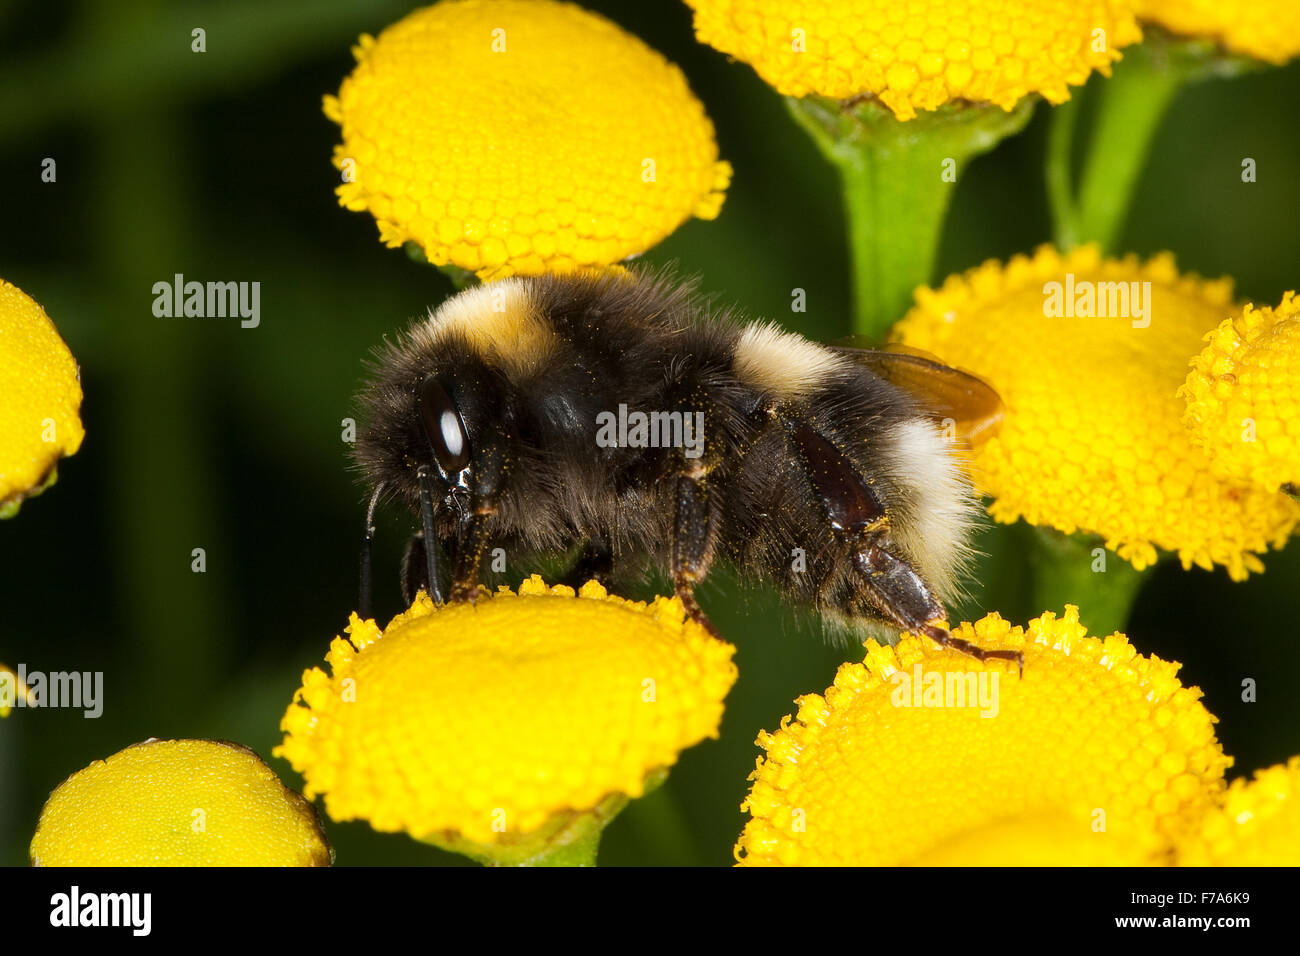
[354,269,969,634]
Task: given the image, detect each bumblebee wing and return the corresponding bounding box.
[830,339,1004,447]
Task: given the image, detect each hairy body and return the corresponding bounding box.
[355,269,1014,663]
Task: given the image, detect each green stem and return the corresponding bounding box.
[511,820,605,867]
[1074,46,1184,253]
[1028,530,1150,638]
[1052,33,1260,253]
[1045,95,1082,250]
[422,791,631,867]
[788,96,1035,338]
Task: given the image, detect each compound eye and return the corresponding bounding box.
[418,376,471,474]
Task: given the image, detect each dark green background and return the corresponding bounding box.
[2,0,1298,866]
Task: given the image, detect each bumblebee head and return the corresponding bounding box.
[356,311,524,530]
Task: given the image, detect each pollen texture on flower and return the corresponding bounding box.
[685,0,1142,120]
[275,577,737,845]
[735,607,1230,866]
[1135,0,1300,64]
[326,0,731,279]
[0,279,84,515]
[892,244,1300,580]
[1180,292,1300,495]
[30,739,332,866]
[1176,757,1300,865]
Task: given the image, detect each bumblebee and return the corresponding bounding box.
[354,269,1016,665]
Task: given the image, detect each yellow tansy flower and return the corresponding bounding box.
[31,739,332,866]
[276,577,737,863]
[735,607,1230,866]
[1,279,84,516]
[892,244,1300,579]
[327,0,731,279]
[1180,292,1300,495]
[1177,758,1300,865]
[685,0,1142,120]
[1135,0,1300,64]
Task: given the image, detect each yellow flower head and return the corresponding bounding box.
[1177,757,1300,865]
[892,244,1300,580]
[735,607,1230,866]
[1,279,84,516]
[1180,292,1300,495]
[30,739,332,866]
[685,0,1142,120]
[1135,0,1300,64]
[326,0,731,279]
[276,577,737,857]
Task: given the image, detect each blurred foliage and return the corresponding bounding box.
[1,0,1298,866]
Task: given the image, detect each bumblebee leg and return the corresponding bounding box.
[855,544,1022,673]
[786,417,1022,671]
[359,481,385,621]
[670,468,722,636]
[400,532,451,607]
